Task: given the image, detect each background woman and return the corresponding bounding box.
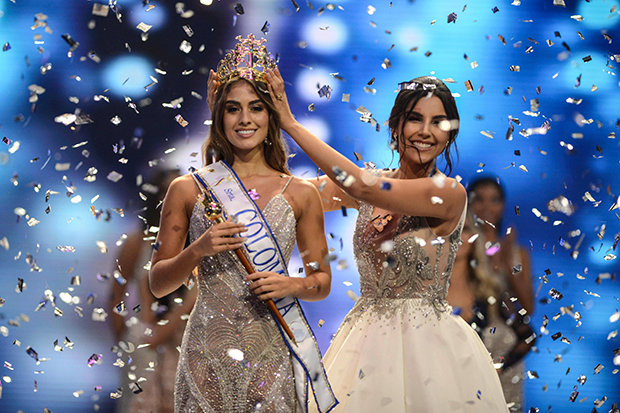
[448,177,536,412]
[110,169,196,413]
[266,69,508,412]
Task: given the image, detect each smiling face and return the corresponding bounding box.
[222,80,270,154]
[397,95,450,172]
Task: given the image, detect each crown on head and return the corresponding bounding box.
[216,34,276,84]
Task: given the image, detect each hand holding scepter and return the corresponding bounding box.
[202,198,297,345]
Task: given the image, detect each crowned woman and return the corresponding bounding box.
[149,35,337,413]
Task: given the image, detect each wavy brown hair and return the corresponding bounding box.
[388,76,459,176]
[202,77,290,174]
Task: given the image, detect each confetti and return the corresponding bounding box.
[345,290,358,301]
[136,22,152,33]
[175,114,189,127]
[87,353,102,367]
[179,40,192,54]
[92,3,110,16]
[318,84,332,100]
[107,171,123,183]
[548,288,563,300]
[261,21,270,34]
[248,188,260,200]
[234,3,245,14]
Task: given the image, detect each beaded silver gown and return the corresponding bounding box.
[316,201,508,413]
[175,193,297,412]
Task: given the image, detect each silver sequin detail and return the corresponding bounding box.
[175,194,298,413]
[346,202,465,322]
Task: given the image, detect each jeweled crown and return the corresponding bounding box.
[216,34,276,84]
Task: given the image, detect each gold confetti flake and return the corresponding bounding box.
[175,114,189,127]
[136,22,152,33]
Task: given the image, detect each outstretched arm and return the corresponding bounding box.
[266,67,465,221]
[306,174,359,212]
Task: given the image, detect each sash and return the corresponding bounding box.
[193,161,337,413]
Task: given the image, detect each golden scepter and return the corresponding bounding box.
[202,197,297,345]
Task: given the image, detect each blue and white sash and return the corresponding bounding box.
[193,161,337,413]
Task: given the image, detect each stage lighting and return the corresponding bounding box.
[577,0,619,29]
[200,0,214,5]
[560,51,616,93]
[298,117,331,143]
[295,67,340,104]
[102,55,156,98]
[301,16,348,54]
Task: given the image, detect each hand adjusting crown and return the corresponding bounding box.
[216,34,276,84]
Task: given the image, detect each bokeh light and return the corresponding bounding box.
[300,16,348,54]
[102,55,156,97]
[577,0,620,30]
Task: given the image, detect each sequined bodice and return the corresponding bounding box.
[175,194,297,413]
[352,202,465,314]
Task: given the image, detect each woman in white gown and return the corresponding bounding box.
[265,69,509,412]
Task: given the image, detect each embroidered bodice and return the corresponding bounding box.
[352,201,465,315]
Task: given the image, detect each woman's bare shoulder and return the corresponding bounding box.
[288,176,320,198]
[165,174,202,212]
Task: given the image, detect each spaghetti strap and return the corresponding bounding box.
[280,175,295,195]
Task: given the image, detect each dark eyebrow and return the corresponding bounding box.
[408,111,447,120]
[224,99,264,106]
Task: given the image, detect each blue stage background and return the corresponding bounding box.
[1,0,618,411]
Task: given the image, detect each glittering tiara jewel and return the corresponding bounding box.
[216,34,276,84]
[397,80,437,91]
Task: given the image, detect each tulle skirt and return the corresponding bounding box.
[314,298,508,413]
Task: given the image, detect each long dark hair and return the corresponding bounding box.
[202,77,290,174]
[388,76,459,175]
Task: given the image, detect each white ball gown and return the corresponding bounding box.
[316,202,508,413]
